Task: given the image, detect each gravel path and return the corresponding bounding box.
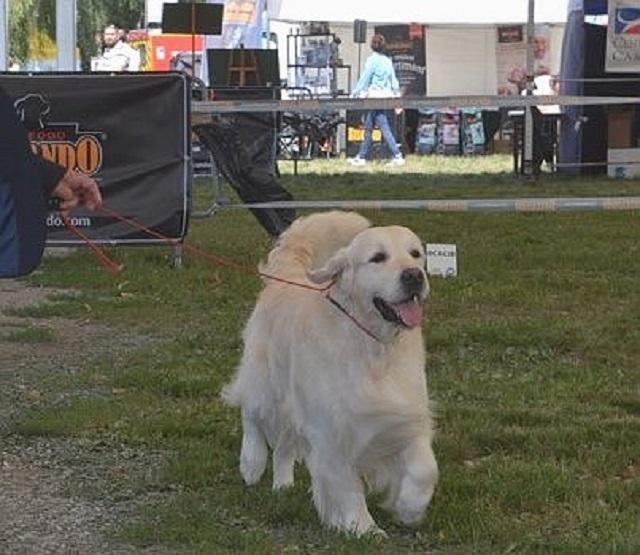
[0,280,165,554]
[0,451,115,554]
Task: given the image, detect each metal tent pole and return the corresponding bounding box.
[0,0,8,71]
[56,0,77,70]
[523,0,535,178]
[191,0,197,80]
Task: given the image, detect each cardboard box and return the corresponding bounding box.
[490,138,512,155]
[607,147,640,178]
[608,106,635,149]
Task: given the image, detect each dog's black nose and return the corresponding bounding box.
[400,268,425,295]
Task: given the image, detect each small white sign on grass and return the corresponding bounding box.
[425,243,457,278]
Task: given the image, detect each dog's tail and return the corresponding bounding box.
[259,211,370,280]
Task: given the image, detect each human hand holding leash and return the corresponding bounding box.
[51,169,102,216]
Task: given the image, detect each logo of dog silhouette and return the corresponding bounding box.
[14,94,51,130]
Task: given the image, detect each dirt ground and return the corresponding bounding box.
[0,279,109,428]
[0,279,160,554]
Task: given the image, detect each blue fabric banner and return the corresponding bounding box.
[206,0,265,49]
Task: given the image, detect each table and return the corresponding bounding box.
[509,109,563,175]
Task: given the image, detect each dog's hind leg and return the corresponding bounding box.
[272,427,297,490]
[239,410,268,485]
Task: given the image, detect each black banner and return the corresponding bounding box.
[373,24,426,152]
[0,72,190,244]
[374,24,426,97]
[345,110,404,159]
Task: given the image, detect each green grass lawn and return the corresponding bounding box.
[12,156,640,553]
[2,325,56,344]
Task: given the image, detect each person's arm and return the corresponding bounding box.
[352,56,375,98]
[0,86,32,180]
[50,169,102,215]
[28,152,101,216]
[31,156,66,197]
[389,59,400,96]
[111,52,130,72]
[96,46,129,72]
[0,86,57,277]
[0,86,63,196]
[391,70,400,96]
[127,46,141,71]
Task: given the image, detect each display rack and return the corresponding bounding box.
[286,32,351,97]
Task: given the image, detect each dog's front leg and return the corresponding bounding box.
[392,434,438,527]
[307,446,383,537]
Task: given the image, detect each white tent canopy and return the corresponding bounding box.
[268,0,570,25]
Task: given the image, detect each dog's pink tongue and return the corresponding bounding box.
[391,300,424,328]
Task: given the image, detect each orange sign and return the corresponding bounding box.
[128,31,204,71]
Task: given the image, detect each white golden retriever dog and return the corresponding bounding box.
[223,211,438,536]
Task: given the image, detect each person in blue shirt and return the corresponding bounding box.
[348,34,405,166]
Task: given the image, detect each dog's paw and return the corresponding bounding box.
[363,525,388,539]
[272,457,295,490]
[393,478,434,527]
[348,516,386,539]
[272,477,294,491]
[240,456,266,485]
[339,522,387,539]
[393,501,426,528]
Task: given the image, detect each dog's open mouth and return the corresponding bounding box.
[373,296,424,328]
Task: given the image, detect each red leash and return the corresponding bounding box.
[61,205,380,342]
[64,204,333,293]
[59,213,123,275]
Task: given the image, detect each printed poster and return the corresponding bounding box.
[374,24,426,96]
[606,0,640,72]
[496,24,551,96]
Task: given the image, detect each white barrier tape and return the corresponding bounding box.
[555,162,608,167]
[557,161,640,168]
[193,94,640,115]
[225,197,640,213]
[558,77,640,83]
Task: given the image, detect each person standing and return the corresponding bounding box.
[348,34,405,166]
[93,24,140,72]
[0,85,102,278]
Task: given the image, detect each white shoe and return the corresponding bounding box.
[347,156,367,166]
[386,155,405,166]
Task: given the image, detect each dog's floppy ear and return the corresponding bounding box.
[307,248,348,283]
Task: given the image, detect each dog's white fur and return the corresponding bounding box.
[222,211,438,536]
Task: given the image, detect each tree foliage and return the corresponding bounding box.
[9,0,144,69]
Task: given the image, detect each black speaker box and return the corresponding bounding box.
[354,20,367,44]
[161,3,223,34]
[207,49,280,87]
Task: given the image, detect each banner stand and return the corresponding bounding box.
[0,72,192,248]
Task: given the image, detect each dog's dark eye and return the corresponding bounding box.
[369,252,387,263]
[410,249,422,259]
